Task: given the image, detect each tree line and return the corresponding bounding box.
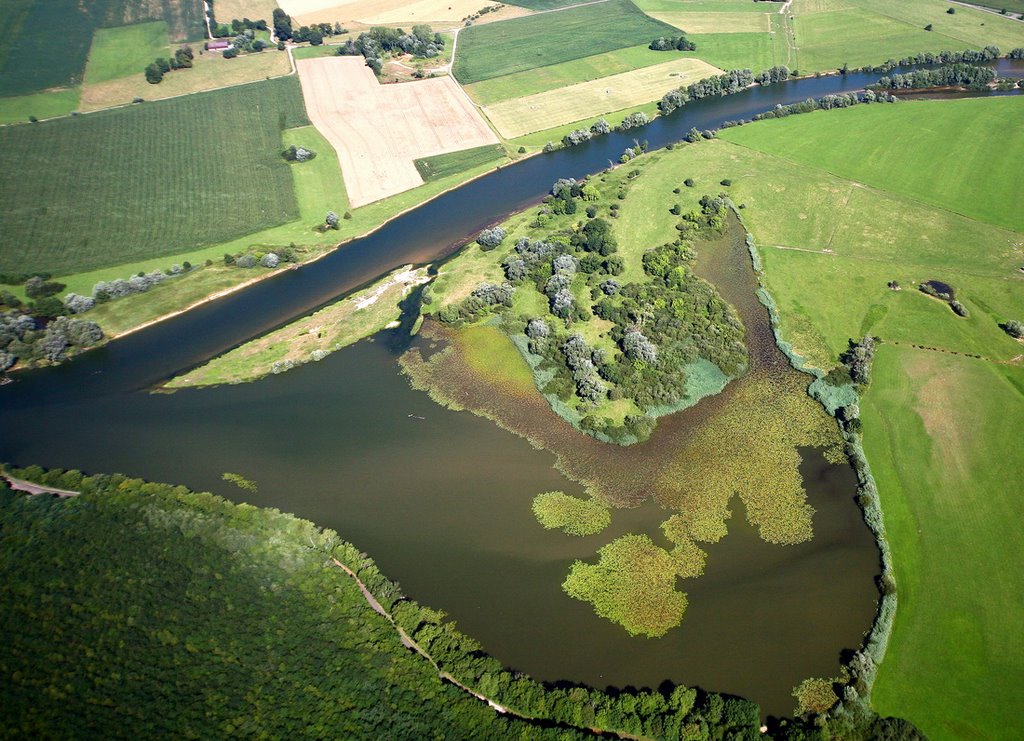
[0,467,925,739]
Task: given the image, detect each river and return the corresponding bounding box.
[2,62,1020,716]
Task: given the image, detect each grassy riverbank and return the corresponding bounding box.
[168,266,430,387]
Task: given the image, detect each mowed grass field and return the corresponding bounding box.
[482,57,722,138]
[83,21,171,86]
[0,76,309,276]
[792,0,1024,71]
[0,89,80,125]
[650,10,772,34]
[0,0,205,97]
[722,97,1024,234]
[661,98,1024,737]
[863,347,1024,741]
[452,0,679,84]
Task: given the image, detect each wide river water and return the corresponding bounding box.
[3,63,1021,715]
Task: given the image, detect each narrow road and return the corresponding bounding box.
[3,474,79,498]
[949,0,1024,20]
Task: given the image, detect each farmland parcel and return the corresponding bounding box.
[452,0,678,85]
[481,57,721,138]
[0,0,205,98]
[296,57,499,207]
[0,76,308,276]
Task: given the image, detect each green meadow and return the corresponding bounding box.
[721,97,1024,233]
[452,0,677,84]
[863,347,1024,741]
[464,44,674,105]
[0,88,80,125]
[668,97,1023,738]
[793,0,1024,72]
[83,21,171,86]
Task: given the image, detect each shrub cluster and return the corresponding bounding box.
[649,35,696,51]
[859,45,1001,73]
[144,46,194,85]
[334,24,444,73]
[876,63,996,90]
[658,68,756,115]
[0,312,103,369]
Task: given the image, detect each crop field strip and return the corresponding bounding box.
[452,0,680,84]
[0,76,309,276]
[464,44,678,106]
[0,0,206,98]
[650,11,773,34]
[279,0,492,26]
[481,57,722,138]
[634,0,771,12]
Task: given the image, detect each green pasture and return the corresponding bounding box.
[0,0,205,97]
[683,29,789,71]
[452,0,678,84]
[792,0,1024,71]
[83,21,171,85]
[464,44,674,105]
[664,97,1024,736]
[721,97,1024,233]
[414,144,508,181]
[0,76,308,276]
[863,346,1024,740]
[0,89,80,125]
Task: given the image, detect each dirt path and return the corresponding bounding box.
[326,555,653,736]
[949,0,1024,20]
[3,474,79,498]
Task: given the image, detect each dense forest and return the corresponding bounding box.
[0,469,923,739]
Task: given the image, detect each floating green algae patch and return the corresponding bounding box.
[660,515,708,579]
[563,534,687,638]
[532,491,611,536]
[657,371,843,546]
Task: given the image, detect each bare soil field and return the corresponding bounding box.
[482,57,722,139]
[297,56,499,206]
[281,0,508,26]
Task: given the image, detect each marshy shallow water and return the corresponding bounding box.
[1,218,879,717]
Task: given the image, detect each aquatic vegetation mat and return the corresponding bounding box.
[562,534,688,638]
[532,491,611,536]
